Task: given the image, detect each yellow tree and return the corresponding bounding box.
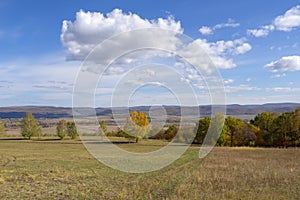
[124,111,149,143]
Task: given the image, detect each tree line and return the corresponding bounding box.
[193,108,300,147]
[100,108,300,147]
[1,108,299,147]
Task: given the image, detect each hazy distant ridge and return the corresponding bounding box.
[0,103,299,119]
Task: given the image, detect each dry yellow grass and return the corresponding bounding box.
[0,139,299,199]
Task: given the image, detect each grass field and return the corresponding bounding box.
[0,139,299,199]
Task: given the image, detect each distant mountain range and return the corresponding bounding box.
[0,103,299,120]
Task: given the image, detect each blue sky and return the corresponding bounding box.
[0,0,299,107]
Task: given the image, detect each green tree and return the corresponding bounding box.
[124,111,149,143]
[240,123,257,146]
[195,114,226,146]
[0,121,6,135]
[225,116,243,147]
[273,112,294,148]
[213,113,227,146]
[205,113,226,146]
[57,119,67,140]
[67,122,78,139]
[195,117,211,144]
[164,125,178,141]
[292,108,300,146]
[252,112,277,146]
[21,112,41,140]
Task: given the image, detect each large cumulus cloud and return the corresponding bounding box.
[61,9,251,73]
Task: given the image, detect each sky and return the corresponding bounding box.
[0,0,299,107]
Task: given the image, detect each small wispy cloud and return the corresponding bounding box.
[266,87,300,92]
[223,79,234,84]
[0,54,80,106]
[199,19,240,35]
[271,73,286,79]
[225,84,261,93]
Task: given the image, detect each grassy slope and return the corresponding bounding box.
[0,140,299,199]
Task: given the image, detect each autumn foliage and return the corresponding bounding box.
[124,111,149,143]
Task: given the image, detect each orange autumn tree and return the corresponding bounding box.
[124,111,149,143]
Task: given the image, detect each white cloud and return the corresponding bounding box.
[246,78,252,82]
[210,38,251,55]
[271,73,286,78]
[179,39,236,70]
[248,5,300,37]
[175,37,252,73]
[61,9,251,77]
[264,56,300,72]
[247,27,272,37]
[124,80,164,87]
[199,26,213,35]
[106,66,125,75]
[190,38,251,68]
[180,77,190,83]
[234,42,252,55]
[145,69,156,76]
[61,9,182,61]
[147,81,164,87]
[199,19,240,35]
[223,79,234,84]
[274,5,300,31]
[214,19,240,29]
[225,84,261,93]
[266,87,300,92]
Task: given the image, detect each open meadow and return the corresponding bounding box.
[0,139,299,199]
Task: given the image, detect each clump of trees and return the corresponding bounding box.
[149,125,178,141]
[101,111,154,143]
[194,108,300,147]
[18,112,78,140]
[56,119,78,140]
[251,108,300,147]
[101,112,182,143]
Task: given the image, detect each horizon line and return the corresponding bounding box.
[1,102,300,109]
